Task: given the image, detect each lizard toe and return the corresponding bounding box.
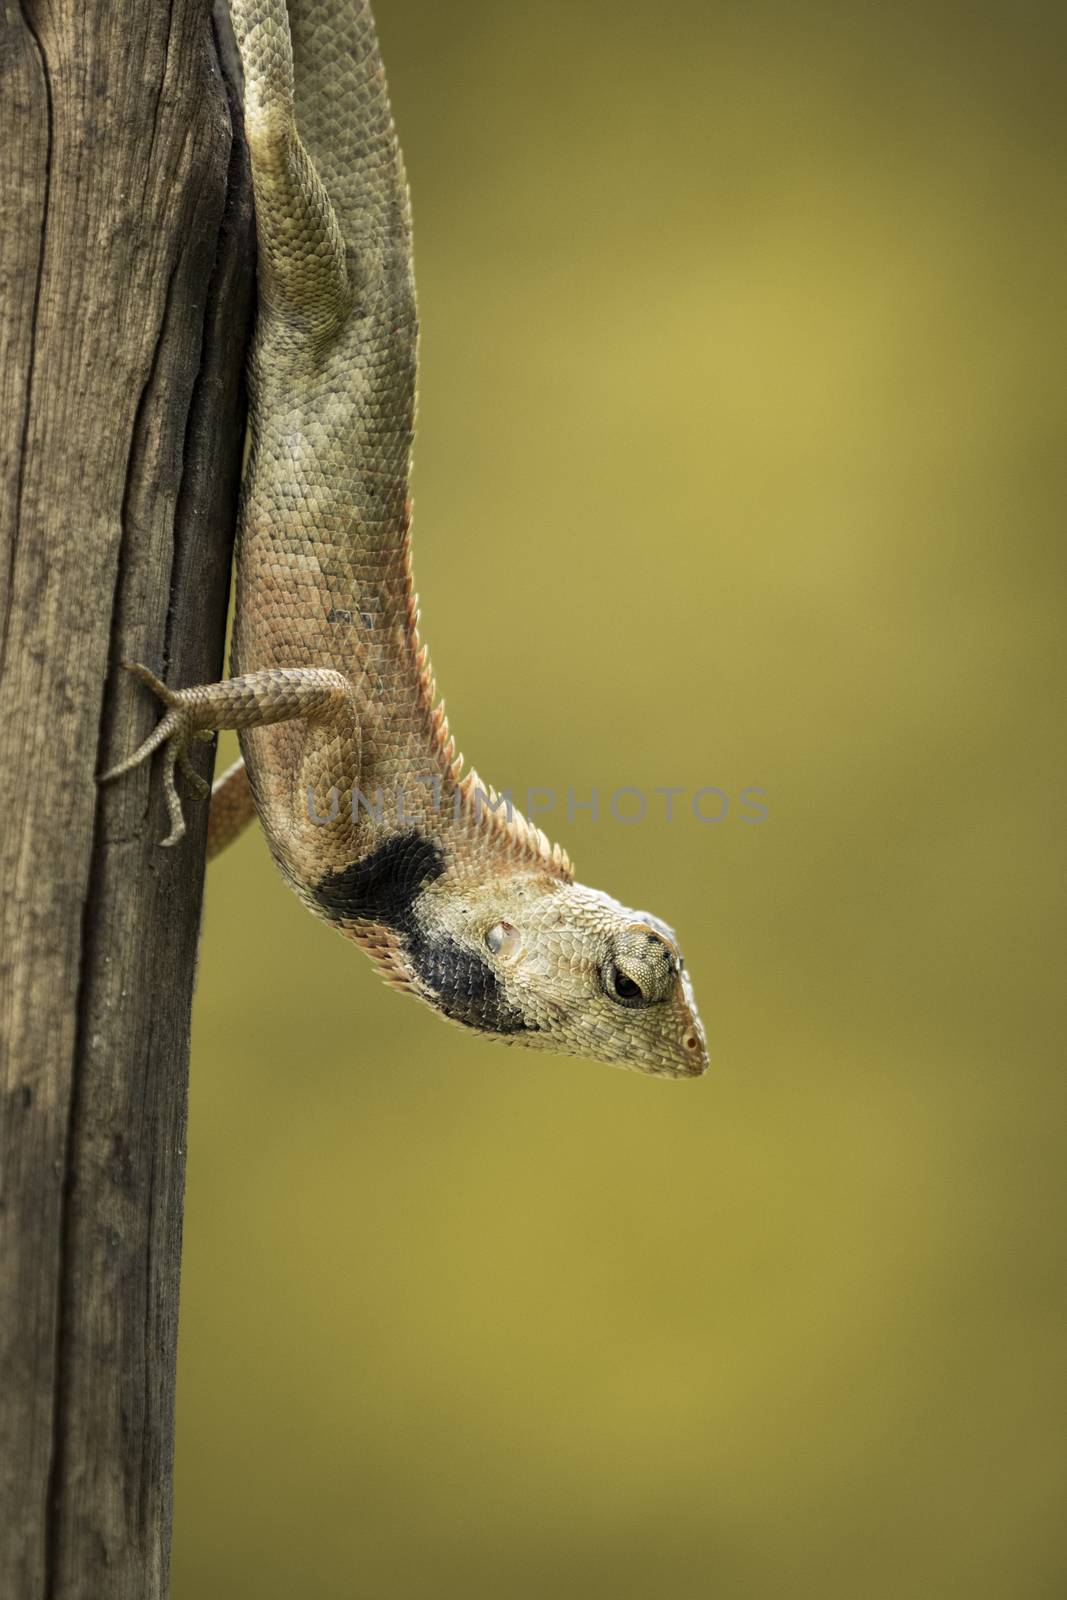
[178,745,211,799]
[120,660,178,706]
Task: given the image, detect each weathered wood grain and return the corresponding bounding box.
[0,1,252,1594]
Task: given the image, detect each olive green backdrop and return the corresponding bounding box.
[171,2,1066,1595]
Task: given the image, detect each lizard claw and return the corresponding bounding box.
[99,661,210,846]
[120,660,178,704]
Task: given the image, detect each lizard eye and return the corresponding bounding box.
[602,959,649,1007]
[485,920,522,960]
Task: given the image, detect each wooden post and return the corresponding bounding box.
[0,2,252,1594]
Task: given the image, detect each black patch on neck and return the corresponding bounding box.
[311,831,445,928]
[311,830,535,1036]
[408,931,533,1036]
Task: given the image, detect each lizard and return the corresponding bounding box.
[102,0,708,1079]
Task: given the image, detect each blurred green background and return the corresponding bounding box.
[171,1,1066,1595]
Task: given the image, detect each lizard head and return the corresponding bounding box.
[409,871,708,1078]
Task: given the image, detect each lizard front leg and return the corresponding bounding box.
[207,758,256,859]
[101,663,355,847]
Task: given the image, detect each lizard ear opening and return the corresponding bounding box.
[485,921,523,961]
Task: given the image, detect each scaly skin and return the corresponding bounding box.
[103,0,708,1078]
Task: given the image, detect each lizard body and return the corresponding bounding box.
[105,0,707,1077]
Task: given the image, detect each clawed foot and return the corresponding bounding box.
[99,663,214,846]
